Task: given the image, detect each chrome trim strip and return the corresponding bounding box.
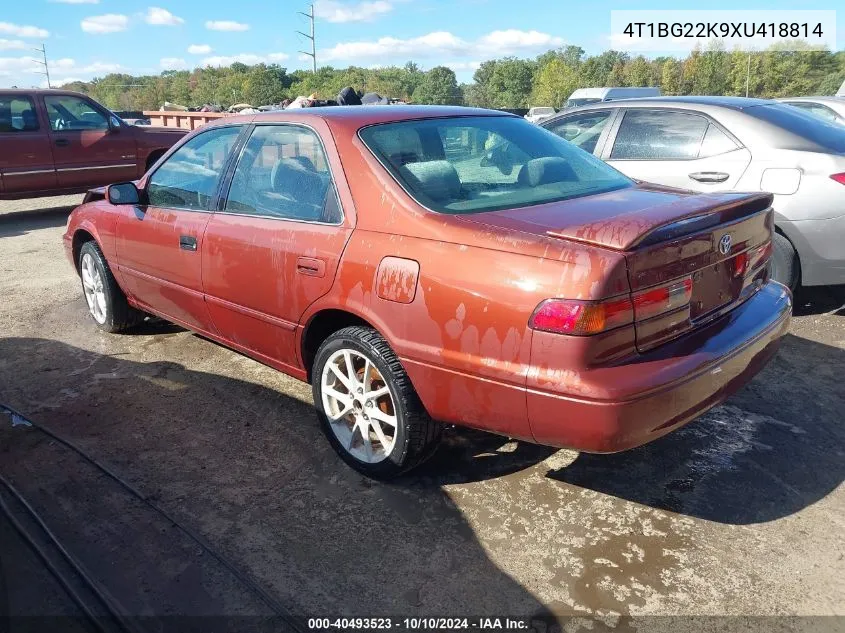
[3,169,55,176]
[56,164,136,172]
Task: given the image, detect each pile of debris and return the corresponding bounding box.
[158,87,407,114]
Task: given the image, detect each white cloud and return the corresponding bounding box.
[188,44,212,55]
[0,55,120,86]
[144,7,184,26]
[201,52,289,67]
[0,22,50,39]
[443,60,482,71]
[50,0,99,4]
[81,14,129,34]
[0,39,27,51]
[160,57,188,70]
[318,29,563,62]
[314,0,392,23]
[205,20,249,32]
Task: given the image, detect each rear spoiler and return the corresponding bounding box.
[546,192,774,251]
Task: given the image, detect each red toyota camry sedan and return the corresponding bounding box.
[63,106,792,478]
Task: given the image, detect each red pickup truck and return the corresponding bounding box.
[0,89,186,200]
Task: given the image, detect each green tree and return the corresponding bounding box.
[625,56,653,86]
[660,58,682,95]
[530,58,578,108]
[412,66,461,105]
[487,57,537,108]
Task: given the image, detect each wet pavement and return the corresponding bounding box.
[0,202,843,628]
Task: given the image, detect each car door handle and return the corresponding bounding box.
[179,235,197,251]
[688,171,729,183]
[296,257,326,277]
[54,139,70,147]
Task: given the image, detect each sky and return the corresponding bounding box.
[0,0,842,88]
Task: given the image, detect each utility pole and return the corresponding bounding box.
[745,53,751,98]
[31,43,51,88]
[297,4,316,73]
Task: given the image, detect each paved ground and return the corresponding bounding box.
[0,201,843,629]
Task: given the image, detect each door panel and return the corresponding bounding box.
[203,215,351,366]
[43,94,137,189]
[604,108,752,191]
[114,125,243,331]
[202,124,352,367]
[0,94,57,194]
[115,207,213,330]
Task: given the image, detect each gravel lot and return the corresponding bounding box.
[0,199,843,629]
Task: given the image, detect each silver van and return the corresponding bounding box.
[565,87,661,109]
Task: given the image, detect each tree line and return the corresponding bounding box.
[59,43,845,112]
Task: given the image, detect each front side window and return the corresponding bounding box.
[360,115,632,215]
[611,110,708,160]
[546,111,612,154]
[0,96,39,132]
[44,95,108,131]
[147,126,242,210]
[224,125,340,223]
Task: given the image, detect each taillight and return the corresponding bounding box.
[736,241,773,277]
[529,296,633,335]
[830,173,845,185]
[631,276,693,322]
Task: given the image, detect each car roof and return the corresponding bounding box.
[0,88,89,98]
[223,105,514,130]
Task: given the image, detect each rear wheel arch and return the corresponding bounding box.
[301,309,376,381]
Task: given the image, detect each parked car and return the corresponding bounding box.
[0,89,187,200]
[776,97,845,126]
[524,106,556,124]
[63,106,791,478]
[565,87,661,109]
[542,96,845,289]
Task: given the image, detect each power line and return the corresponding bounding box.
[296,3,316,73]
[31,43,51,88]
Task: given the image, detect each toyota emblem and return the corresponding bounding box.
[718,234,732,255]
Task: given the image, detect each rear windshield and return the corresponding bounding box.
[359,115,632,215]
[746,103,845,153]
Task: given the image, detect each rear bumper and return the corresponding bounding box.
[526,281,792,452]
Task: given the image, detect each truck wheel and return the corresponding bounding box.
[771,232,800,291]
[78,241,144,333]
[312,326,442,479]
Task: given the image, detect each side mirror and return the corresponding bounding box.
[108,115,122,132]
[107,182,141,205]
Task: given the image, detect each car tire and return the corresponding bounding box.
[78,241,144,333]
[771,231,800,291]
[312,325,441,479]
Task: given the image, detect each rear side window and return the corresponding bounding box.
[611,110,708,160]
[0,96,39,132]
[546,111,613,154]
[224,125,341,223]
[699,123,739,157]
[147,126,241,210]
[747,103,845,153]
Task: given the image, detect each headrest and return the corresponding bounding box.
[400,160,461,203]
[518,157,577,187]
[271,158,326,203]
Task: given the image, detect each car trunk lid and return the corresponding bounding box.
[465,186,774,351]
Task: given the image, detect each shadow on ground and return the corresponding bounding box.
[0,337,555,619]
[548,333,845,524]
[0,207,74,239]
[793,285,845,317]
